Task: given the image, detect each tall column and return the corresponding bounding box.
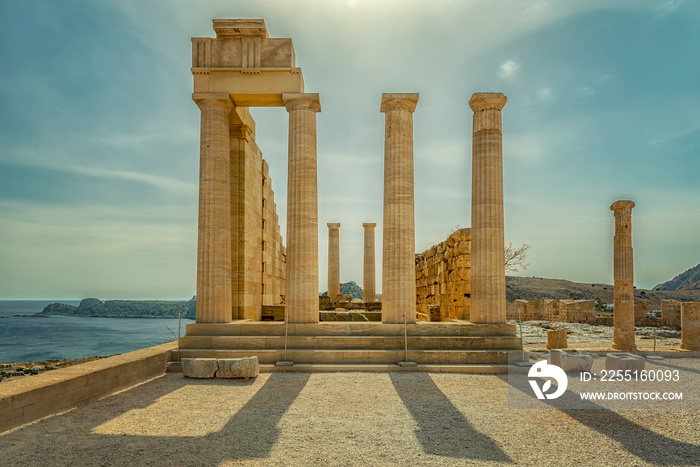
[611,200,637,351]
[469,92,507,324]
[381,93,418,324]
[193,92,234,323]
[327,223,341,301]
[363,223,377,302]
[283,93,321,323]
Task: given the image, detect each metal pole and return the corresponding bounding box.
[177,310,182,361]
[518,309,524,362]
[276,306,294,366]
[404,310,408,362]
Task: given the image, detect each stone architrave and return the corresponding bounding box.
[680,301,700,350]
[283,93,321,323]
[193,93,234,323]
[327,223,341,301]
[469,92,508,324]
[611,200,637,351]
[381,93,418,324]
[363,223,377,302]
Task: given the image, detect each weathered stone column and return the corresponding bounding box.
[363,223,377,302]
[381,93,418,324]
[193,92,234,323]
[680,302,700,350]
[327,223,341,301]
[469,92,507,324]
[611,200,637,351]
[283,93,321,323]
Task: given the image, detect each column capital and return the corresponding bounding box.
[327,223,341,229]
[469,92,507,112]
[610,200,635,212]
[192,92,234,111]
[362,223,377,228]
[381,93,419,113]
[229,123,252,140]
[282,93,321,112]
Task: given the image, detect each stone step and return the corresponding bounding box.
[177,348,511,365]
[179,335,521,351]
[259,363,509,374]
[185,321,517,337]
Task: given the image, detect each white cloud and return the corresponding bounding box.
[499,60,519,79]
[536,87,553,102]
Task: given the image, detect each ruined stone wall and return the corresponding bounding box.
[261,160,286,306]
[415,228,471,321]
[662,299,681,328]
[230,109,285,320]
[511,299,596,324]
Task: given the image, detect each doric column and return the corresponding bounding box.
[327,223,341,301]
[381,93,418,324]
[363,223,377,302]
[193,92,234,323]
[469,92,507,324]
[283,93,321,323]
[611,200,637,351]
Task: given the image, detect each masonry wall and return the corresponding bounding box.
[415,228,471,321]
[230,108,285,320]
[662,299,682,328]
[510,299,596,324]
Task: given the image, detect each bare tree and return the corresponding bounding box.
[504,242,531,273]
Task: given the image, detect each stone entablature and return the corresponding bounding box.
[192,19,304,107]
[415,228,471,321]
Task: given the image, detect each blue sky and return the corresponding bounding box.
[0,0,698,299]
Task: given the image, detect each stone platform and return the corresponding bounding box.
[178,321,521,370]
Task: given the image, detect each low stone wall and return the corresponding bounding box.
[415,228,471,321]
[510,299,596,324]
[0,342,175,433]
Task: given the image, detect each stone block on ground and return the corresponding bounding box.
[216,357,259,379]
[550,350,593,373]
[182,358,218,378]
[605,353,645,371]
[546,328,568,349]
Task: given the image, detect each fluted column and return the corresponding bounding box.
[363,223,377,302]
[327,223,341,301]
[193,92,234,323]
[381,93,418,324]
[283,93,321,323]
[611,200,637,351]
[469,92,507,324]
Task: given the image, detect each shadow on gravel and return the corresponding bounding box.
[390,372,513,463]
[503,374,700,465]
[215,372,310,460]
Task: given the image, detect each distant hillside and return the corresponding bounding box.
[39,297,196,319]
[653,264,700,291]
[506,276,700,310]
[321,281,364,299]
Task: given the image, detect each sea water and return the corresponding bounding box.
[0,300,192,362]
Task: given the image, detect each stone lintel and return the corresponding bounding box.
[469,92,507,112]
[282,93,321,112]
[327,223,341,229]
[611,200,635,211]
[193,68,305,107]
[363,223,377,228]
[213,19,269,39]
[380,93,419,113]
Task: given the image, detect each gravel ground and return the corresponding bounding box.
[512,320,683,352]
[1,371,698,466]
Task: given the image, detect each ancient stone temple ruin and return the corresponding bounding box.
[180,19,520,368]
